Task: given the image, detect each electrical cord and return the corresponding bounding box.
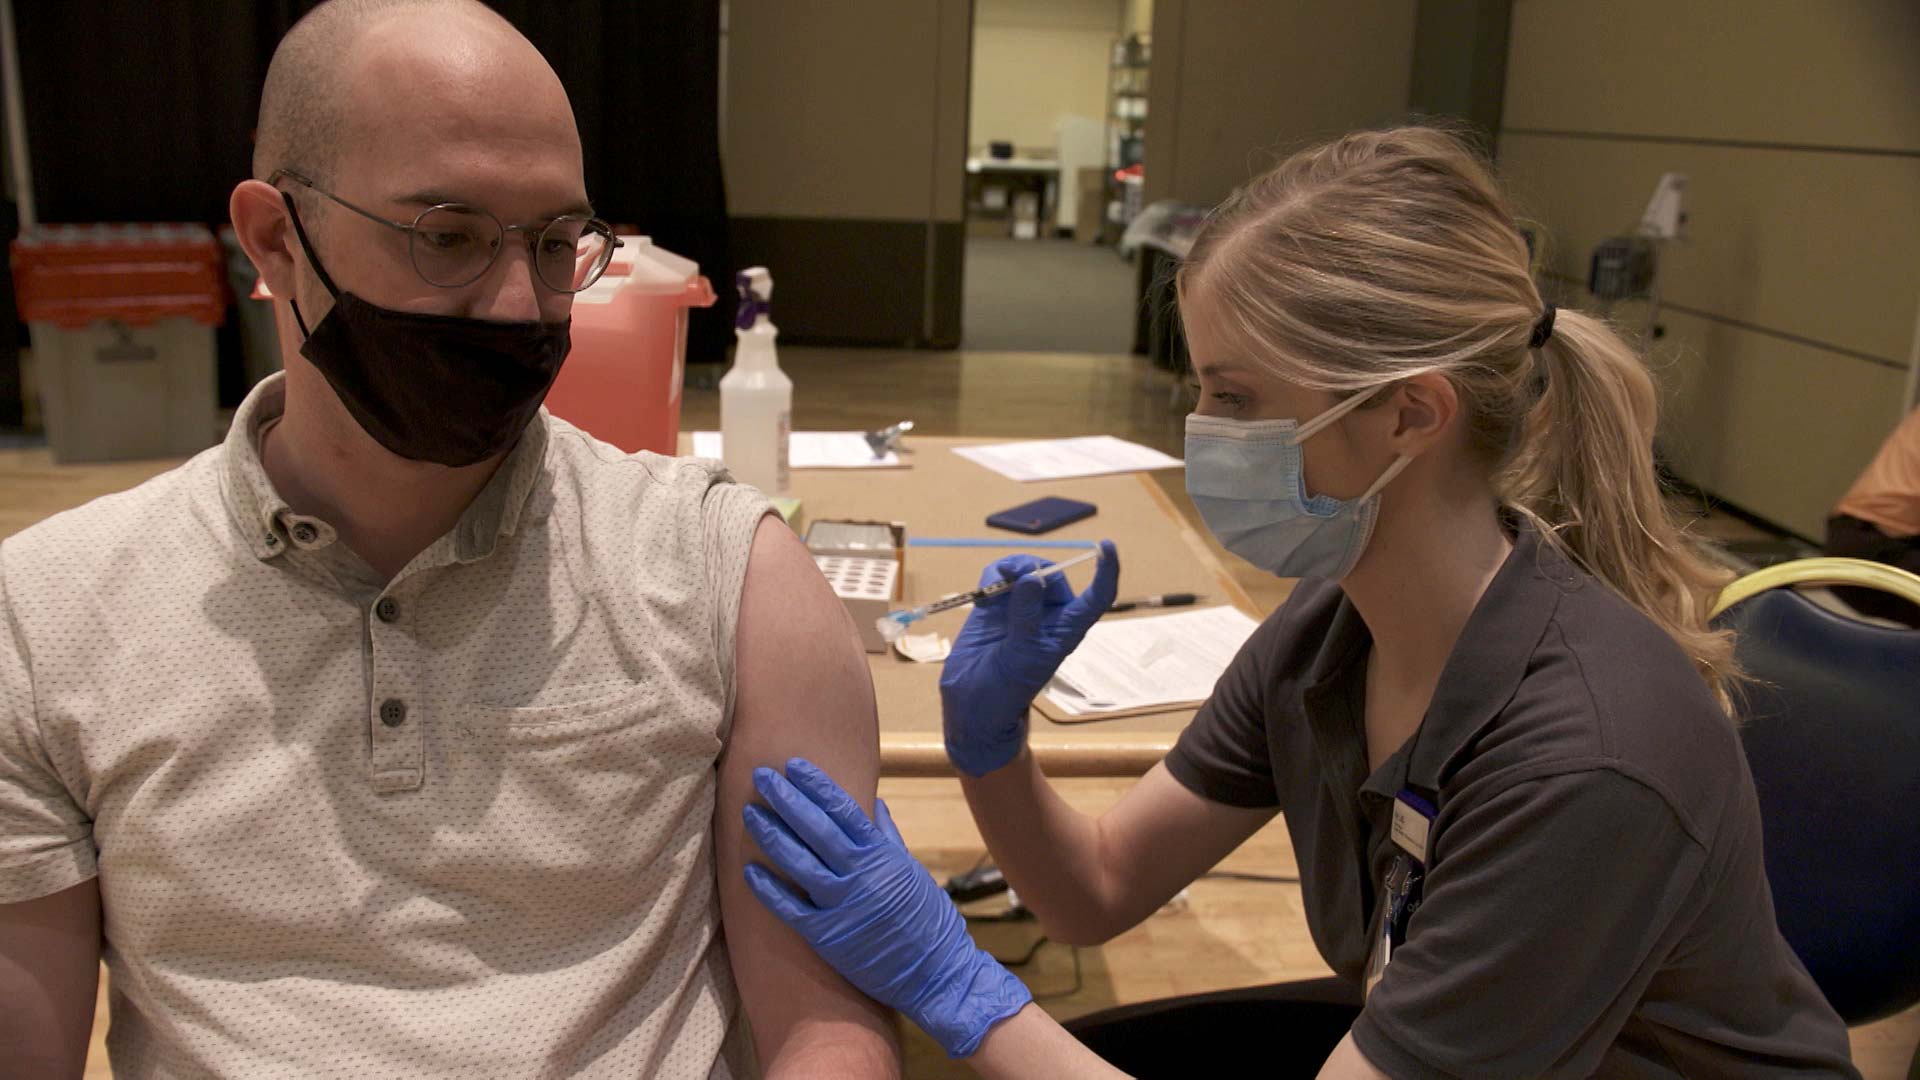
[957,884,1076,993]
[990,934,1051,967]
[944,855,1292,1005]
[983,935,1083,1000]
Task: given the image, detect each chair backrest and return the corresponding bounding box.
[1712,559,1920,1024]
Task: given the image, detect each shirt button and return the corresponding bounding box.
[292,523,319,544]
[379,699,407,728]
[374,597,400,623]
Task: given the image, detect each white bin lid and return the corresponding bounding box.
[573,236,703,304]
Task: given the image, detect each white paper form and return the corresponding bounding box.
[691,431,903,468]
[950,436,1182,482]
[1043,605,1262,717]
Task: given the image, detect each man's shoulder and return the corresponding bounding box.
[3,448,225,586]
[540,413,718,483]
[539,414,740,503]
[539,414,771,539]
[534,415,772,602]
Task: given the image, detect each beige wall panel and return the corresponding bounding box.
[727,0,967,222]
[1145,0,1416,206]
[1499,132,1920,364]
[1650,308,1906,537]
[1142,0,1184,204]
[932,0,970,222]
[1126,0,1154,37]
[970,23,1116,153]
[1505,0,1920,152]
[976,0,1121,32]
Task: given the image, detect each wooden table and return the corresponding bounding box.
[770,436,1259,778]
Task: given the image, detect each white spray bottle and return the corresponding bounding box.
[719,267,791,495]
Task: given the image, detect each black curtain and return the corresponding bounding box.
[11,0,734,406]
[489,1,735,369]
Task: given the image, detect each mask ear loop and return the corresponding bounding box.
[278,191,343,339]
[1360,452,1413,500]
[1293,384,1387,444]
[1296,385,1415,499]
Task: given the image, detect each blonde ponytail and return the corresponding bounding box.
[1180,125,1740,711]
[1499,309,1739,709]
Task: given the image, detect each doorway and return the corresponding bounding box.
[961,0,1151,355]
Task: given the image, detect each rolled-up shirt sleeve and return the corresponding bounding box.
[1353,767,1708,1079]
[0,554,96,904]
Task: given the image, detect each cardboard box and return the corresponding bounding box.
[1076,167,1107,243]
[967,216,1012,239]
[1011,192,1041,240]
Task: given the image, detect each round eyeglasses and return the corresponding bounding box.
[270,169,622,294]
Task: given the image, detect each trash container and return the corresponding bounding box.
[542,236,715,456]
[10,224,224,462]
[218,225,282,389]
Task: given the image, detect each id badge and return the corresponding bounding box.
[1391,788,1436,865]
[1364,790,1436,1000]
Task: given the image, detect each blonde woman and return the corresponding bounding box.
[739,128,1858,1078]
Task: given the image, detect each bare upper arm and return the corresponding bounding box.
[714,515,899,1078]
[0,878,102,1077]
[1092,762,1278,934]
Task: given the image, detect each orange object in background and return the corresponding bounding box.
[542,236,716,456]
[12,223,225,329]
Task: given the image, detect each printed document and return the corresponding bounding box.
[692,431,904,468]
[952,436,1182,482]
[1044,605,1261,717]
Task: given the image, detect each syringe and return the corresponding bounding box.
[875,547,1103,643]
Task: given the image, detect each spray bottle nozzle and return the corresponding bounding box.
[735,267,773,330]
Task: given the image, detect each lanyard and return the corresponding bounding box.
[1363,723,1438,999]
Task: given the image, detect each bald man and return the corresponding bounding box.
[0,2,897,1076]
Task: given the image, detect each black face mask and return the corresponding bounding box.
[283,196,571,467]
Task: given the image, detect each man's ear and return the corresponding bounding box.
[228,180,299,304]
[1386,372,1459,457]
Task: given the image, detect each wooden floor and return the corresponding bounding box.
[3,345,1911,1077]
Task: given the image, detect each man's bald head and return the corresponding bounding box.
[252,0,550,183]
[239,0,584,331]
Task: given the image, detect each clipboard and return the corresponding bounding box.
[1025,604,1258,725]
[1031,690,1205,725]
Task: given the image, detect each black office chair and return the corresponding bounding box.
[1711,558,1920,1026]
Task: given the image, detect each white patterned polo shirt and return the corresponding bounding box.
[0,373,770,1077]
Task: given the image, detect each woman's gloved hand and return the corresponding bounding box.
[939,541,1119,777]
[742,758,1032,1058]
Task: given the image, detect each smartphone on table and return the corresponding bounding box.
[985,496,1097,535]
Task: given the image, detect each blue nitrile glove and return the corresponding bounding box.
[742,758,1032,1059]
[939,540,1119,776]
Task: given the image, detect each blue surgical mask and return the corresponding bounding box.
[1185,391,1411,580]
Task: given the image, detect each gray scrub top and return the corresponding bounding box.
[1165,527,1858,1078]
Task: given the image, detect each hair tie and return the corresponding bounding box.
[1529,303,1557,349]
